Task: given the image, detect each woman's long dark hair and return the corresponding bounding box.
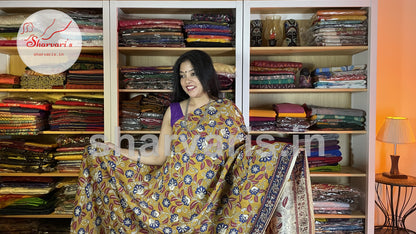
[172,50,220,103]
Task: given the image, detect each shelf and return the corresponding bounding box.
[310,167,366,177]
[0,213,72,219]
[0,46,103,55]
[249,130,367,135]
[314,210,366,219]
[0,172,78,177]
[250,46,368,56]
[119,89,234,93]
[0,89,103,93]
[41,131,103,135]
[250,88,367,93]
[118,47,235,56]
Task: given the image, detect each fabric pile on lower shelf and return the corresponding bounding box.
[54,177,78,215]
[315,218,364,233]
[0,96,51,135]
[306,9,368,46]
[0,14,27,46]
[250,60,302,89]
[312,183,361,215]
[66,54,104,89]
[20,70,66,89]
[120,66,174,90]
[120,93,171,131]
[0,177,57,215]
[65,9,103,47]
[299,134,342,172]
[273,103,311,132]
[184,13,234,47]
[118,18,185,47]
[53,135,91,173]
[0,74,20,89]
[312,64,367,89]
[305,105,366,131]
[0,140,56,173]
[214,62,235,90]
[49,96,104,131]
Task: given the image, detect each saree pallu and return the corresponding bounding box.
[71,99,313,233]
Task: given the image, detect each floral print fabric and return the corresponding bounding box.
[70,99,311,233]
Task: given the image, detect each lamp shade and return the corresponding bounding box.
[376,117,416,144]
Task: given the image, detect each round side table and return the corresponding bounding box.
[375,173,416,233]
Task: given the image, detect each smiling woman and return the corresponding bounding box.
[70,50,314,234]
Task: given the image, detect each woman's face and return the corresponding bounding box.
[179,60,207,98]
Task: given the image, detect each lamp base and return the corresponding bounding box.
[382,172,408,179]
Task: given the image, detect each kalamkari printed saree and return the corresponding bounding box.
[70,99,314,233]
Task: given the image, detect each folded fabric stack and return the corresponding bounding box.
[250,60,302,89]
[0,177,57,215]
[49,96,104,131]
[53,135,90,173]
[315,218,364,233]
[0,219,71,233]
[120,93,171,131]
[20,70,66,89]
[0,74,20,88]
[0,140,56,173]
[65,9,103,47]
[306,9,368,46]
[273,103,311,132]
[312,183,361,215]
[54,177,78,215]
[119,18,185,47]
[312,64,367,88]
[120,66,174,90]
[66,54,104,89]
[0,14,27,46]
[214,62,235,90]
[299,134,342,172]
[0,97,51,135]
[249,108,277,131]
[184,13,234,47]
[305,105,366,131]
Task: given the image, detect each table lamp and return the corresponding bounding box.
[376,117,415,179]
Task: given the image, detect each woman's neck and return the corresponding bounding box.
[188,95,211,108]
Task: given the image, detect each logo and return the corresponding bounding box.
[17,9,82,75]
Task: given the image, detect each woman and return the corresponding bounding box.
[70,50,313,233]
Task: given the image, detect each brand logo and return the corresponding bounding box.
[17,9,82,75]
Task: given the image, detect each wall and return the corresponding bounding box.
[376,0,416,230]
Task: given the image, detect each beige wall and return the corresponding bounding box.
[376,0,416,230]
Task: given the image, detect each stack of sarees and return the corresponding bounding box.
[0,74,20,89]
[249,108,277,131]
[312,64,367,89]
[53,135,91,173]
[20,69,66,89]
[305,104,366,131]
[54,177,78,215]
[0,14,27,46]
[214,62,235,90]
[273,103,311,132]
[65,9,103,47]
[49,96,104,131]
[0,177,57,215]
[0,97,51,135]
[306,9,368,46]
[184,13,234,47]
[120,93,171,131]
[0,140,56,173]
[250,60,302,89]
[315,218,364,233]
[66,54,103,89]
[120,66,174,90]
[118,18,185,47]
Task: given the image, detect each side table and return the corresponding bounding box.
[375,173,416,233]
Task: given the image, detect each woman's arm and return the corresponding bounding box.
[106,106,173,166]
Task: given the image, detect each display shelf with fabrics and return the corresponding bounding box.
[242,1,377,233]
[110,1,243,138]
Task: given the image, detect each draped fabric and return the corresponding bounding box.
[70,99,313,233]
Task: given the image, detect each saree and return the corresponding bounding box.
[70,99,313,233]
